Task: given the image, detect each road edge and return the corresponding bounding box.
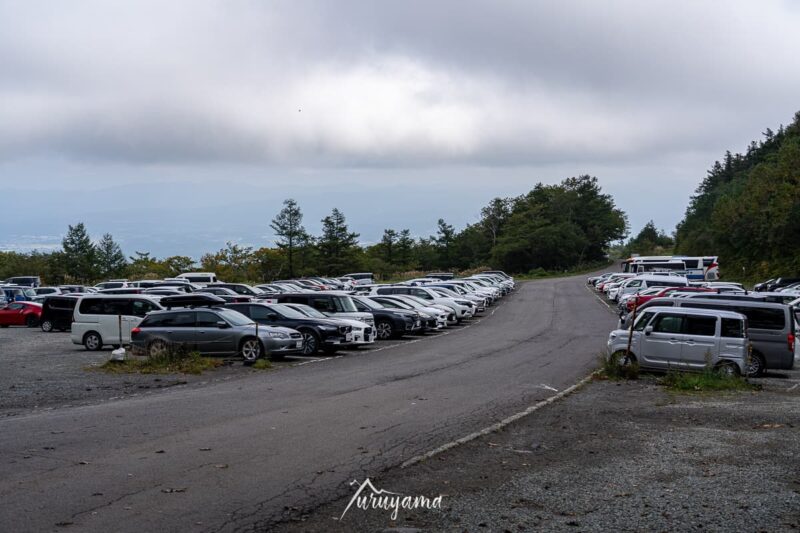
[400,369,599,468]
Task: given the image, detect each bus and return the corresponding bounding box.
[621,256,719,281]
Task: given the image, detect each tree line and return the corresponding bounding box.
[674,111,800,278]
[0,175,627,284]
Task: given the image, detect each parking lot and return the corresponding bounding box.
[0,315,479,418]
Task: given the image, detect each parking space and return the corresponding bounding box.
[0,318,476,418]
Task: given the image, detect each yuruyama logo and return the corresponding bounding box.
[340,478,444,521]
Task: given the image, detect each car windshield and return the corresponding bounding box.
[434,287,459,298]
[217,308,254,326]
[270,304,306,319]
[328,295,357,312]
[384,298,413,309]
[291,304,327,318]
[355,297,383,310]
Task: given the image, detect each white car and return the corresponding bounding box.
[369,294,449,329]
[368,285,474,322]
[283,303,376,345]
[71,294,163,350]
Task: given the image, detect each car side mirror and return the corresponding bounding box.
[644,326,653,336]
[216,321,230,329]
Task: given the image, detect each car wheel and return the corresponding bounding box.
[376,320,394,340]
[300,330,320,355]
[715,361,740,377]
[746,352,766,377]
[83,331,103,351]
[148,339,168,358]
[25,315,39,328]
[610,350,637,367]
[40,319,54,332]
[240,337,262,365]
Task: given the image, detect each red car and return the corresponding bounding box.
[0,302,42,328]
[625,286,716,312]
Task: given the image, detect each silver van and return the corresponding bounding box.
[607,307,749,375]
[619,297,796,376]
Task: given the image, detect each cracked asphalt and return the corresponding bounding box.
[0,274,616,532]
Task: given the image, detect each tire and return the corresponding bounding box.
[300,330,320,356]
[715,361,740,377]
[148,339,168,357]
[240,337,262,365]
[83,331,103,351]
[375,320,394,340]
[610,350,637,367]
[746,352,766,377]
[25,315,39,328]
[40,319,54,333]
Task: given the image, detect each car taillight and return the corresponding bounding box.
[131,327,141,336]
[789,333,795,352]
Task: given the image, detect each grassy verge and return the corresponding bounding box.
[252,359,272,370]
[96,350,224,375]
[598,351,640,380]
[660,368,759,393]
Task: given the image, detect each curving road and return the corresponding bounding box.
[0,275,616,532]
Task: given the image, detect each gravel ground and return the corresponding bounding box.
[0,324,451,418]
[276,370,800,532]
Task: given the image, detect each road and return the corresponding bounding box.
[0,275,617,532]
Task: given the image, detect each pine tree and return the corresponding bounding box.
[95,233,127,279]
[396,229,414,269]
[379,229,398,265]
[317,208,359,274]
[270,199,307,277]
[61,223,97,282]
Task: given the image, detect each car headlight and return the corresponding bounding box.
[266,331,289,339]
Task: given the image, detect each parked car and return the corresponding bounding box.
[350,295,422,339]
[263,291,376,327]
[39,295,80,332]
[130,306,303,362]
[369,285,473,322]
[206,283,264,297]
[607,306,749,375]
[196,287,252,303]
[225,302,353,355]
[283,303,376,346]
[176,272,219,285]
[94,280,129,290]
[2,286,36,302]
[71,295,164,350]
[763,277,800,292]
[3,276,41,287]
[368,294,448,329]
[0,301,42,327]
[620,297,796,376]
[343,272,375,286]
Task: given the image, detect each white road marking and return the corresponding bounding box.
[400,371,598,469]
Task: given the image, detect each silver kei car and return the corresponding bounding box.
[130,306,303,363]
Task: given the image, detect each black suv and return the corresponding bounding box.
[225,302,352,355]
[350,295,422,339]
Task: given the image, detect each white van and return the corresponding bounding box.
[71,295,163,350]
[607,306,749,374]
[615,275,690,301]
[176,272,218,285]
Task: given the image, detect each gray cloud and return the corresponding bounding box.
[1,0,798,166]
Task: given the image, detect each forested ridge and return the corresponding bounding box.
[675,111,800,278]
[0,175,626,283]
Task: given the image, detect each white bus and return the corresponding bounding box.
[621,256,719,281]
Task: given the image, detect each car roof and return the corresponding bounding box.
[643,306,746,319]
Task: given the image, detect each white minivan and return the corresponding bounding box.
[607,306,749,375]
[71,295,163,350]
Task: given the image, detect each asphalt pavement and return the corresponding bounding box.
[0,274,617,532]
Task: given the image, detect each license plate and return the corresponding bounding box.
[295,341,302,348]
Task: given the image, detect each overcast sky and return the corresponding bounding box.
[1,0,798,257]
